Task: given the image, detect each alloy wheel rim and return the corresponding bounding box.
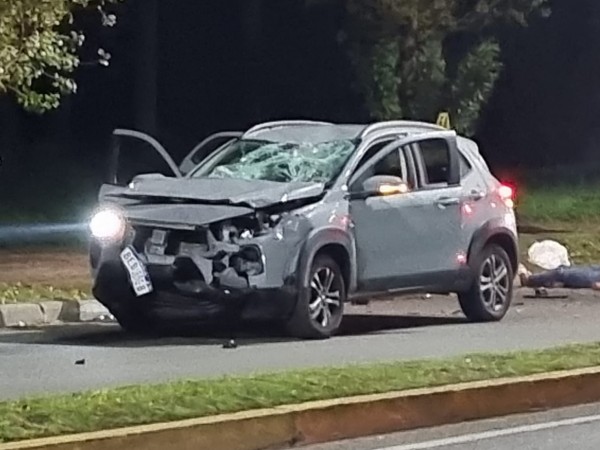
[309,267,342,328]
[479,254,510,312]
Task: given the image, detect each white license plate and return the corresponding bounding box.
[120,247,154,297]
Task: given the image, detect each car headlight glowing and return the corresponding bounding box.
[89,208,126,242]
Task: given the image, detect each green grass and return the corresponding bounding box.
[3,343,600,443]
[516,183,600,264]
[0,283,90,304]
[519,229,600,265]
[518,184,600,224]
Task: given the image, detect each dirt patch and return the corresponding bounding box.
[0,247,90,290]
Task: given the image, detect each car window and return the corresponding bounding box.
[415,138,451,186]
[353,139,395,173]
[459,153,472,178]
[372,149,407,179]
[352,146,408,190]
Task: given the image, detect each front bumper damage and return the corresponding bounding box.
[90,217,308,324]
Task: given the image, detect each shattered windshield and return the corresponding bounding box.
[191,139,357,184]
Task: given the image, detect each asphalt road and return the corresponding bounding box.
[1,288,600,400]
[300,402,600,450]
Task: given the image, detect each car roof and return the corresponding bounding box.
[244,123,364,144]
[242,120,448,144]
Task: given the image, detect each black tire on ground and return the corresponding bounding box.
[458,244,514,322]
[111,304,153,334]
[286,254,346,339]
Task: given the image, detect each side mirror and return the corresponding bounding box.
[350,175,409,200]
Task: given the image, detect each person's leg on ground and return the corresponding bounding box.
[520,266,565,288]
[560,267,600,289]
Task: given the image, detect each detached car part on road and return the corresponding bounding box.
[89,120,519,339]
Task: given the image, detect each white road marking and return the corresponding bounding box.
[375,414,600,450]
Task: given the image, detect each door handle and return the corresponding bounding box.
[469,189,485,201]
[435,197,460,207]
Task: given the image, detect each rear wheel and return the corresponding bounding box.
[286,255,346,339]
[458,245,514,322]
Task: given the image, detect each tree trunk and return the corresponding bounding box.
[0,99,20,183]
[134,0,159,135]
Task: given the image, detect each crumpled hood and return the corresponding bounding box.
[122,203,255,228]
[100,174,326,209]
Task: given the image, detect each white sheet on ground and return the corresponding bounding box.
[527,240,571,270]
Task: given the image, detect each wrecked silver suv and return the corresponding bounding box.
[89,120,519,339]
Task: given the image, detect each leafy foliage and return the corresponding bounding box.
[335,0,551,135]
[0,0,119,113]
[347,37,402,119]
[449,40,502,136]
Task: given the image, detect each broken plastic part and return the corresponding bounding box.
[240,229,253,240]
[218,267,250,289]
[205,140,356,184]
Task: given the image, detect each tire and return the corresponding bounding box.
[111,304,153,334]
[458,244,514,322]
[286,255,346,339]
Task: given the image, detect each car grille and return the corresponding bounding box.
[131,226,209,256]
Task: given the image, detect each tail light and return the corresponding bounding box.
[498,184,515,208]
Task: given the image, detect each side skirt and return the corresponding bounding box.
[350,268,473,302]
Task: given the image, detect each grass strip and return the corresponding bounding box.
[0,283,90,304]
[520,229,600,265]
[515,184,600,264]
[518,184,600,224]
[3,342,600,442]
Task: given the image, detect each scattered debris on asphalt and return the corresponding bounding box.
[223,339,238,349]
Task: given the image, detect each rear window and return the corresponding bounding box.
[459,153,472,178]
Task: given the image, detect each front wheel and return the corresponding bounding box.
[458,245,514,322]
[111,303,154,334]
[286,255,346,339]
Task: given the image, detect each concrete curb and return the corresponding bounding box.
[0,281,526,328]
[2,366,600,450]
[0,300,110,328]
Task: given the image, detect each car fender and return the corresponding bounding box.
[291,227,357,292]
[467,218,519,272]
